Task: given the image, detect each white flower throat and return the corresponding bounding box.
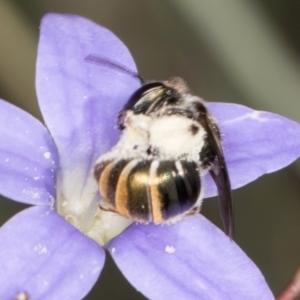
[56,166,132,246]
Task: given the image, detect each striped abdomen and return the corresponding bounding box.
[94,159,201,223]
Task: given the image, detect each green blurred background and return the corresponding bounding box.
[1,1,300,299]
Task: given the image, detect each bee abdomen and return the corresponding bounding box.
[95,159,201,223]
[152,160,200,222]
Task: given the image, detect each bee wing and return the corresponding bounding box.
[201,110,234,239]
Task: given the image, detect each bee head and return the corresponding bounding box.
[118,79,189,130]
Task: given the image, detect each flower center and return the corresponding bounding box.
[55,167,132,246]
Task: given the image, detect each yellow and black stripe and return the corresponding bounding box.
[95,159,201,223]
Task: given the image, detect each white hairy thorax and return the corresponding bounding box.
[149,114,205,160]
[99,110,206,162]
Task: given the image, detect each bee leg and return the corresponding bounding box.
[186,206,201,216]
[99,204,118,213]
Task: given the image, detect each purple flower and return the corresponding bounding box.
[0,13,299,300]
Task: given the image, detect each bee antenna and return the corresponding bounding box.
[85,54,145,84]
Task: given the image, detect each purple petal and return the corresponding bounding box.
[0,206,104,300]
[36,13,140,180]
[107,215,274,300]
[0,99,58,205]
[203,102,300,197]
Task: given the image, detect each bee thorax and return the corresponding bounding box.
[149,115,205,160]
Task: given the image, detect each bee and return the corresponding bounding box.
[87,55,233,238]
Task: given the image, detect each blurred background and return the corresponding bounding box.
[1,0,300,299]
